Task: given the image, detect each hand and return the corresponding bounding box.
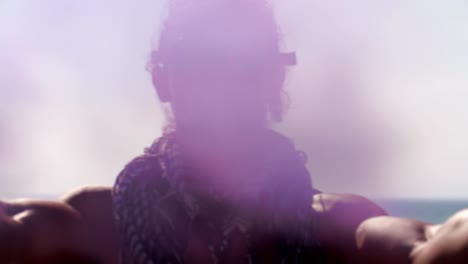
[412,209,468,264]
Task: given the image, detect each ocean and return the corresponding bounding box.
[2,193,467,224]
[375,199,468,224]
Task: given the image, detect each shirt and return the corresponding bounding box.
[112,130,326,263]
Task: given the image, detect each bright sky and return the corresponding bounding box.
[1,0,468,199]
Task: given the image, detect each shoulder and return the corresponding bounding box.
[60,186,114,228]
[313,192,386,212]
[60,186,112,206]
[312,192,387,227]
[311,192,387,263]
[312,193,387,239]
[265,129,301,158]
[113,135,174,196]
[112,154,163,201]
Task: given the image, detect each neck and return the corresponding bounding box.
[172,127,270,194]
[175,125,267,157]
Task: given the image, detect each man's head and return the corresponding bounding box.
[150,0,295,136]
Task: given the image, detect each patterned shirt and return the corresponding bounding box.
[112,130,326,263]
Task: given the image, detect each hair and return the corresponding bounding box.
[148,0,290,122]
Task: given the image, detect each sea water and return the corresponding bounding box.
[2,193,467,224]
[375,199,468,224]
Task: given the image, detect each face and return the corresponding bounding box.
[153,5,285,137]
[163,43,282,137]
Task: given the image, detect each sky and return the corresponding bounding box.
[1,0,468,199]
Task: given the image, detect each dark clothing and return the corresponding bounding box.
[112,130,325,263]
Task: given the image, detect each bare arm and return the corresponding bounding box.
[0,198,101,263]
[356,216,430,264]
[412,209,468,264]
[356,209,468,264]
[60,186,118,264]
